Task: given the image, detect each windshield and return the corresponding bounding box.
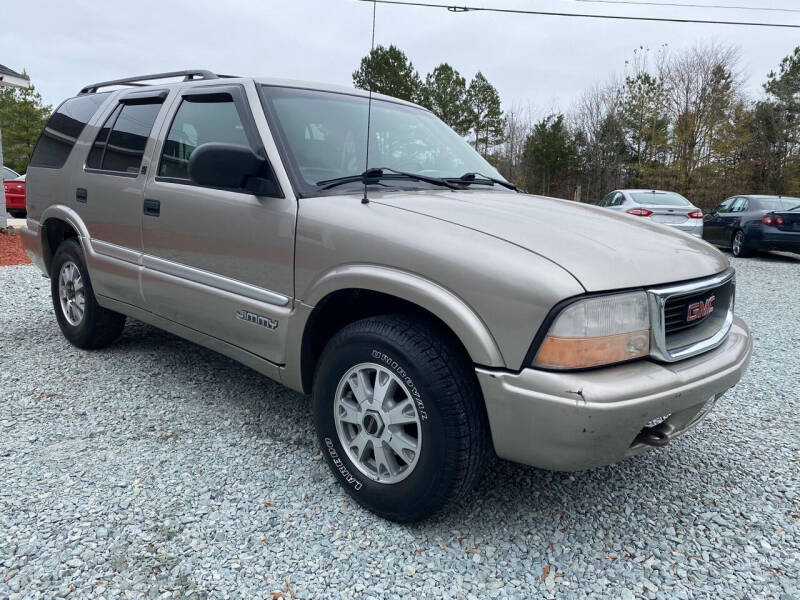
[758,197,800,211]
[260,85,505,196]
[630,191,690,206]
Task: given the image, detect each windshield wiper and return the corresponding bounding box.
[787,204,800,212]
[317,167,459,190]
[447,172,520,191]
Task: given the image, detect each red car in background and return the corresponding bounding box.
[3,174,26,218]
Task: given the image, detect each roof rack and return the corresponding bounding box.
[79,70,236,94]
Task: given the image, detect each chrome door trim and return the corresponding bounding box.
[141,253,290,307]
[92,239,142,265]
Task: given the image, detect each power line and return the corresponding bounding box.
[573,0,800,14]
[357,0,800,27]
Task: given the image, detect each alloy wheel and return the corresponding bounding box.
[58,261,86,326]
[333,362,422,484]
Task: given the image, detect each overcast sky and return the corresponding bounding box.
[2,0,799,114]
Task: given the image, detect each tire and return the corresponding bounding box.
[50,238,126,349]
[731,230,752,258]
[312,314,491,522]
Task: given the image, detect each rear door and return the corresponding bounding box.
[140,81,296,364]
[73,89,171,306]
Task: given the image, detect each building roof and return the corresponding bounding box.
[0,64,29,80]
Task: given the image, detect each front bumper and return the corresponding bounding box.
[476,316,752,471]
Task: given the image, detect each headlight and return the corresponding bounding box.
[533,291,650,369]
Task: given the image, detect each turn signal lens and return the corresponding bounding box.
[626,208,653,217]
[533,291,651,369]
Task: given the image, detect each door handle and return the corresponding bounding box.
[143,198,161,217]
[76,188,87,203]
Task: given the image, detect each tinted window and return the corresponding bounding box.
[29,94,109,169]
[86,104,122,169]
[101,103,162,174]
[159,99,249,180]
[611,192,626,207]
[630,191,690,206]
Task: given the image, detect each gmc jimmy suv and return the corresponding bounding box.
[21,70,752,522]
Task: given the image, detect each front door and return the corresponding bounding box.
[140,82,296,364]
[704,197,734,244]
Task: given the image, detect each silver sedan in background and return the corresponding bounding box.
[597,189,704,238]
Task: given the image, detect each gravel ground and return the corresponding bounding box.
[1,253,798,600]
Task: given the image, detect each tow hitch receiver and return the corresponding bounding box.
[633,426,670,448]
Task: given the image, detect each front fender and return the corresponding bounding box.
[304,264,504,367]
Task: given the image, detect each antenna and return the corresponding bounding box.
[362,0,378,204]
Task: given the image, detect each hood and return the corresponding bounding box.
[371,189,729,292]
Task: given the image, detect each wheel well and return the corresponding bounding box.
[300,289,474,394]
[41,218,79,275]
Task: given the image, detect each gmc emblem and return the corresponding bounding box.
[687,295,715,322]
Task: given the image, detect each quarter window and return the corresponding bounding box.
[87,102,162,174]
[159,99,250,180]
[30,93,109,169]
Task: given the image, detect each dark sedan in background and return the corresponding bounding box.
[703,195,800,257]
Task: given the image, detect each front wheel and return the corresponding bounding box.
[731,230,752,258]
[312,315,491,522]
[51,238,126,349]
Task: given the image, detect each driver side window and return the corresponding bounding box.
[730,197,748,213]
[716,198,734,213]
[159,98,250,180]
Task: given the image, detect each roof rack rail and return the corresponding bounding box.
[79,70,235,94]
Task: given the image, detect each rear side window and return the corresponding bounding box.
[29,94,109,169]
[87,101,162,174]
[159,99,249,180]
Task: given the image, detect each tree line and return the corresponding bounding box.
[354,43,800,209]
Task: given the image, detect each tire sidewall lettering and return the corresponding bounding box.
[370,349,428,421]
[324,437,363,491]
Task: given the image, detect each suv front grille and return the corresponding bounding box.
[647,269,735,363]
[663,279,734,335]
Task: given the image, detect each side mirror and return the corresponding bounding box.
[188,143,280,196]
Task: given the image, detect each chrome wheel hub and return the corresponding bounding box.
[333,362,422,484]
[58,261,86,326]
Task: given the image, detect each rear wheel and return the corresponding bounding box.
[731,230,752,258]
[312,314,491,522]
[51,238,125,349]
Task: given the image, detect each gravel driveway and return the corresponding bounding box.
[1,254,798,600]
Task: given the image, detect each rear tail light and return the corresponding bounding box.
[626,208,653,217]
[761,215,785,226]
[688,210,704,219]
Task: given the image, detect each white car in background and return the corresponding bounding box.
[598,189,704,238]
